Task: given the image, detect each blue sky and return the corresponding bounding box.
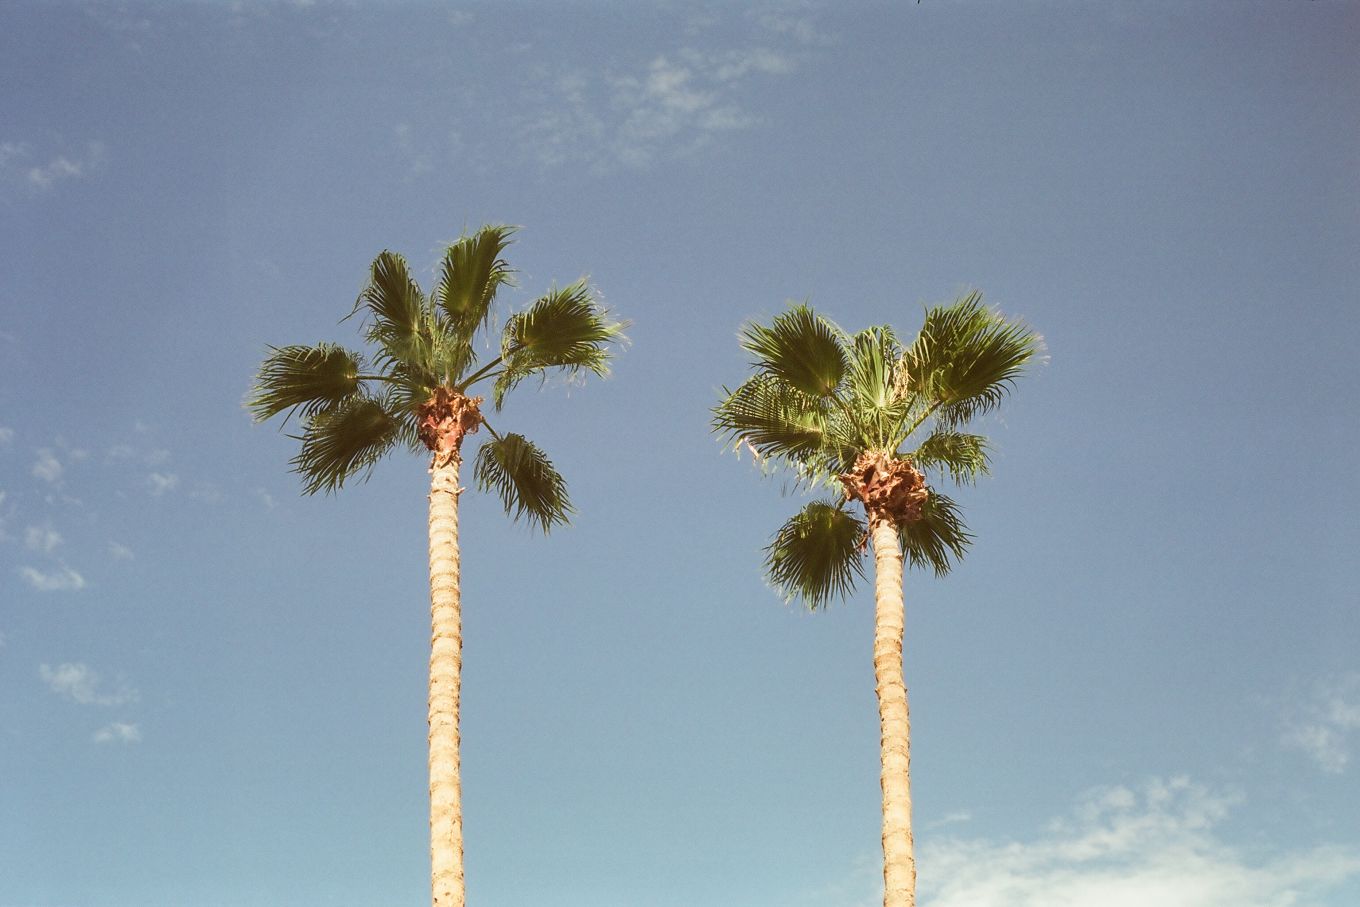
[2,2,1358,905]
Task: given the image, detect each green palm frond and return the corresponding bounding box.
[289,395,402,495]
[898,491,972,576]
[765,500,868,608]
[712,374,832,468]
[436,225,517,340]
[842,325,914,450]
[906,291,1042,427]
[739,303,849,398]
[489,281,626,408]
[355,251,432,369]
[473,433,573,532]
[248,343,365,422]
[910,431,990,485]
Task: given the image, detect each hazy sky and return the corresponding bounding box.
[2,2,1358,906]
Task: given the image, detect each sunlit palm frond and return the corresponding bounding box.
[906,291,1042,427]
[841,324,916,450]
[909,431,990,485]
[489,281,626,408]
[765,500,868,608]
[355,251,432,369]
[898,491,972,576]
[435,225,517,341]
[289,395,402,495]
[473,433,573,532]
[248,343,365,422]
[739,303,849,398]
[712,374,832,468]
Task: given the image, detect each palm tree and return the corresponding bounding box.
[248,225,625,907]
[712,292,1039,907]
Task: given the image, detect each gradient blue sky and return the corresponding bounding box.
[2,2,1358,906]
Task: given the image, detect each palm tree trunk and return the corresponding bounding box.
[428,456,465,906]
[870,516,915,907]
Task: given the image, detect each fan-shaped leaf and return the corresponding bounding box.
[490,281,626,408]
[765,500,868,608]
[290,395,401,495]
[248,343,364,422]
[906,291,1042,427]
[473,433,573,532]
[910,431,990,485]
[436,225,517,341]
[898,491,972,576]
[356,251,432,369]
[739,304,849,398]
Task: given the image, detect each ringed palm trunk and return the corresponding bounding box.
[870,516,916,907]
[427,454,465,906]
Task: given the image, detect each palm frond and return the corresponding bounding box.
[435,225,517,341]
[906,291,1042,427]
[898,491,972,576]
[248,343,364,422]
[489,281,626,408]
[765,500,868,608]
[355,251,432,370]
[739,303,849,398]
[473,433,573,532]
[842,324,916,451]
[712,374,831,468]
[289,395,402,495]
[909,431,990,485]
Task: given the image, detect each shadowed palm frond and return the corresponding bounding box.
[355,251,432,370]
[248,343,364,422]
[489,281,626,408]
[712,374,831,467]
[906,291,1042,427]
[290,395,401,495]
[740,303,849,398]
[436,225,517,341]
[766,499,868,608]
[898,491,972,576]
[910,431,990,485]
[473,433,573,532]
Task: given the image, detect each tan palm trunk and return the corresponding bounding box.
[870,516,915,907]
[428,455,465,906]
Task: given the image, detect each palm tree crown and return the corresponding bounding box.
[713,291,1041,603]
[248,225,626,524]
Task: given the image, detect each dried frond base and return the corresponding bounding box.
[839,450,928,525]
[418,388,483,468]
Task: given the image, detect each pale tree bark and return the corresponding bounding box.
[870,516,915,907]
[428,455,465,907]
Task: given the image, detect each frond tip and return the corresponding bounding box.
[765,500,868,609]
[473,433,574,532]
[248,343,364,422]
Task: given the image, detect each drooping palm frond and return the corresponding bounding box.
[355,251,432,370]
[289,394,401,495]
[906,291,1042,427]
[739,304,849,398]
[909,431,990,485]
[473,433,573,531]
[898,491,972,576]
[248,343,365,422]
[712,374,831,467]
[436,225,517,341]
[765,499,868,608]
[488,281,626,408]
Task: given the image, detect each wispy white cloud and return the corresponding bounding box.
[0,426,14,445]
[147,472,179,496]
[23,524,62,554]
[516,43,796,171]
[39,662,137,706]
[18,564,86,592]
[93,722,141,744]
[1283,673,1360,774]
[32,449,62,483]
[108,540,134,560]
[254,488,277,510]
[814,778,1360,907]
[2,139,106,193]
